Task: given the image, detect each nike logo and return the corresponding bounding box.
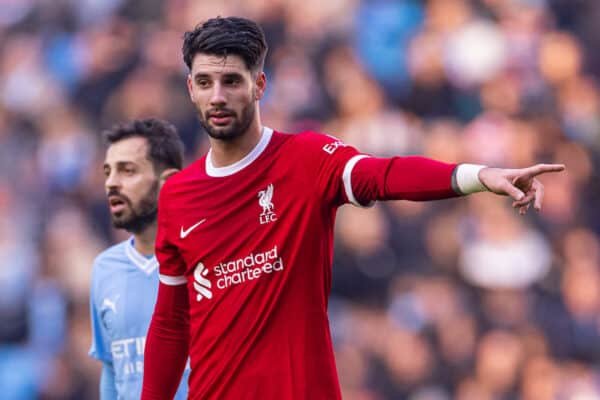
[180,219,206,239]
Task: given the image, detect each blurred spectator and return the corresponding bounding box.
[458,196,552,290]
[36,105,96,194]
[519,355,560,400]
[474,330,523,397]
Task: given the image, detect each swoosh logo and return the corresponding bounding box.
[180,219,206,239]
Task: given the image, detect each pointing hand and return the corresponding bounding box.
[478,164,566,215]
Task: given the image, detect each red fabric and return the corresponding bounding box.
[151,131,359,399]
[141,282,189,400]
[351,156,459,203]
[145,130,459,399]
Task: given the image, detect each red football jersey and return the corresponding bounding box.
[156,128,365,399]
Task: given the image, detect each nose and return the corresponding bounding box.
[105,170,120,192]
[209,82,227,107]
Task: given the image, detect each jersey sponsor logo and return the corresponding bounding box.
[180,218,207,239]
[111,336,146,376]
[322,138,347,155]
[213,245,284,290]
[193,246,285,301]
[193,262,212,301]
[258,184,277,224]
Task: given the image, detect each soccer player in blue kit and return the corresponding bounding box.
[88,118,189,399]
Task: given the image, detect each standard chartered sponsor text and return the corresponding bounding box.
[213,245,284,289]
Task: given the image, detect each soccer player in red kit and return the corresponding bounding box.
[142,17,564,400]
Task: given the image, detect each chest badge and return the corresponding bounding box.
[258,183,277,225]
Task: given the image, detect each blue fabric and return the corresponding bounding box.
[100,363,118,400]
[89,238,188,400]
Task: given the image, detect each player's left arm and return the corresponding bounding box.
[348,156,459,203]
[305,134,469,205]
[349,157,565,213]
[301,134,459,206]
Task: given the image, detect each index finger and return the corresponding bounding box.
[518,163,565,180]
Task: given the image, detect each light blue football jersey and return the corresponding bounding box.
[89,237,188,400]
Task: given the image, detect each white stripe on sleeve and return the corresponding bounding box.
[342,155,374,208]
[159,274,187,286]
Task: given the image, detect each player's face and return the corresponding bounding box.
[187,54,266,141]
[103,137,160,233]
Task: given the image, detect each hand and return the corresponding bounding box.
[478,164,566,215]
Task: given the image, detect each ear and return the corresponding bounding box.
[255,72,266,100]
[187,74,195,102]
[159,168,179,188]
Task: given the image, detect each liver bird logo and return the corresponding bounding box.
[258,184,275,214]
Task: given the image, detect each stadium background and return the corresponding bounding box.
[0,0,598,398]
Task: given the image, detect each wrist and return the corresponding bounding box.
[453,164,488,195]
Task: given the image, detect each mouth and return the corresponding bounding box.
[108,196,128,214]
[208,111,234,126]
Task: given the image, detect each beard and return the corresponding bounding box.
[198,100,256,142]
[109,180,159,234]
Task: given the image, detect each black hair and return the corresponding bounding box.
[182,16,268,73]
[103,117,184,172]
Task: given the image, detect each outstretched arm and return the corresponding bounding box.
[348,156,565,213]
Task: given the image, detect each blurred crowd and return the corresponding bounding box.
[0,0,598,399]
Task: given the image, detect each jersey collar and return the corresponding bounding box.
[205,126,273,177]
[125,237,158,275]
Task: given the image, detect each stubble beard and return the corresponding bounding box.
[199,100,256,142]
[110,180,159,234]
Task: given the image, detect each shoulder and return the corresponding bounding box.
[162,158,205,190]
[91,241,128,281]
[288,130,341,145]
[157,160,206,209]
[278,130,346,154]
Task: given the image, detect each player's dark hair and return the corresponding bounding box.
[103,118,184,172]
[182,16,268,73]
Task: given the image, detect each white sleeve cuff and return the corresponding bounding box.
[455,164,488,194]
[159,274,187,286]
[342,155,375,208]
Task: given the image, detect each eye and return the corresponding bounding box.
[117,164,136,175]
[196,79,211,88]
[224,76,241,86]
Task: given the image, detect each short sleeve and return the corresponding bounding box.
[156,181,187,286]
[294,132,370,208]
[89,261,111,363]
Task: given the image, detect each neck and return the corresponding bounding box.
[133,223,157,256]
[209,116,263,168]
